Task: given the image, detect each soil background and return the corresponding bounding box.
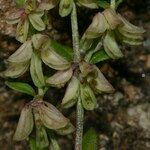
[0,0,150,150]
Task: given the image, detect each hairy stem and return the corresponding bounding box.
[71,2,84,150]
[75,96,84,150]
[71,2,80,63]
[111,0,116,9]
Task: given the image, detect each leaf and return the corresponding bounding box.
[5,81,36,96]
[90,50,110,64]
[97,0,110,9]
[30,52,45,87]
[15,0,26,7]
[82,128,98,150]
[49,39,73,61]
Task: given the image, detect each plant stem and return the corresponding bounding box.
[111,0,116,9]
[75,96,84,150]
[71,2,84,150]
[71,2,80,63]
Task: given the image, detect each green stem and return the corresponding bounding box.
[71,2,80,63]
[75,96,84,150]
[111,0,116,9]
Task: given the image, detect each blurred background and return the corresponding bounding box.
[0,0,150,149]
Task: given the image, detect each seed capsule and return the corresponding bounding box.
[91,66,115,93]
[61,76,79,108]
[8,40,32,63]
[80,83,97,110]
[55,122,75,135]
[103,32,123,59]
[41,41,71,70]
[46,68,73,88]
[37,102,69,130]
[77,0,98,9]
[13,106,34,141]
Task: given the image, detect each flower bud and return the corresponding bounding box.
[61,76,79,108]
[32,34,49,50]
[80,83,97,110]
[37,102,69,130]
[46,68,73,88]
[103,32,123,59]
[59,0,73,17]
[41,41,71,70]
[91,66,115,93]
[8,41,33,63]
[55,122,75,135]
[2,62,29,78]
[13,106,34,141]
[103,8,122,30]
[77,0,98,9]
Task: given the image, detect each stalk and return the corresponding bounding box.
[111,0,116,9]
[71,2,84,150]
[71,2,80,63]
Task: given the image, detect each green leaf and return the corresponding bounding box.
[90,50,110,64]
[5,81,36,96]
[82,128,98,150]
[97,0,109,8]
[49,39,73,61]
[15,0,26,7]
[29,138,47,150]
